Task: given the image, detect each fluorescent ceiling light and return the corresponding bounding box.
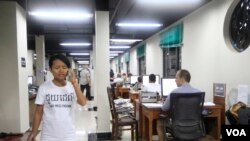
[77,61,89,64]
[116,23,162,27]
[110,46,130,49]
[137,0,202,4]
[74,58,89,60]
[136,0,203,7]
[110,51,124,54]
[29,11,93,21]
[110,39,142,43]
[60,43,91,46]
[110,53,119,56]
[69,53,89,56]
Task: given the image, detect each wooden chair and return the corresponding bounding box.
[107,87,138,141]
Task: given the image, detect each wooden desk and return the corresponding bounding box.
[135,100,142,137]
[129,90,139,106]
[118,87,130,98]
[141,103,162,141]
[140,103,222,141]
[203,105,222,140]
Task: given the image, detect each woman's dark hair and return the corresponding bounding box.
[49,54,71,68]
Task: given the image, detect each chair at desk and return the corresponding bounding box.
[164,92,206,141]
[107,87,138,141]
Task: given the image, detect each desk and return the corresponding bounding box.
[203,105,222,140]
[135,100,142,137]
[129,90,139,106]
[140,103,222,141]
[118,87,130,98]
[141,103,162,141]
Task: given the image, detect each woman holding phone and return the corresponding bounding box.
[29,54,86,141]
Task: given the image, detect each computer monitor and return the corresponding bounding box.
[161,78,178,97]
[28,76,33,85]
[130,75,139,84]
[143,75,160,85]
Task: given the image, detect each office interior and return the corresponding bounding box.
[0,0,250,140]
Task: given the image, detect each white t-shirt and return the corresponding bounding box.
[79,68,90,85]
[35,80,77,141]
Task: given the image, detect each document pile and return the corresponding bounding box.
[114,98,133,113]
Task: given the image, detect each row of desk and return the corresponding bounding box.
[129,90,222,141]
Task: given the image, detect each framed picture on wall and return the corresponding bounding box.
[213,83,226,97]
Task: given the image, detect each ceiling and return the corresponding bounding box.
[13,0,212,62]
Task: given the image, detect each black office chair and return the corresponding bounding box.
[164,92,206,141]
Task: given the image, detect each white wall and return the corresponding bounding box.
[145,34,163,77]
[27,50,34,76]
[120,55,126,73]
[94,11,110,132]
[181,0,249,102]
[111,58,118,76]
[0,1,29,132]
[111,0,248,106]
[129,47,138,75]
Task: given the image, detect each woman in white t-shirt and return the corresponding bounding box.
[29,54,87,141]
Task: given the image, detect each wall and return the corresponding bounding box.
[145,34,163,77]
[129,47,138,75]
[120,55,126,73]
[0,1,29,132]
[110,0,249,105]
[181,0,249,102]
[27,50,34,76]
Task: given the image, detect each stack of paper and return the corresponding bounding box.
[204,102,215,106]
[143,103,163,108]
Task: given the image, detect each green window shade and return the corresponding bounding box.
[160,23,183,48]
[124,52,130,62]
[137,44,145,58]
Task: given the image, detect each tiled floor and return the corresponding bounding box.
[0,100,219,141]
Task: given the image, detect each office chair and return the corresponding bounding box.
[164,92,206,141]
[107,87,138,141]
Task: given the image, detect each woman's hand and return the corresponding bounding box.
[27,133,36,141]
[68,69,76,81]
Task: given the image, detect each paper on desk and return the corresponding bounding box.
[143,103,163,108]
[204,102,215,106]
[237,85,249,105]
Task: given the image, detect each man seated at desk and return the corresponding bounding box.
[141,74,161,94]
[132,76,143,91]
[157,69,201,141]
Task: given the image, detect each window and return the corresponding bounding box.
[126,61,130,74]
[138,56,146,76]
[163,47,180,78]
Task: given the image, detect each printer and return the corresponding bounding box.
[139,91,158,103]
